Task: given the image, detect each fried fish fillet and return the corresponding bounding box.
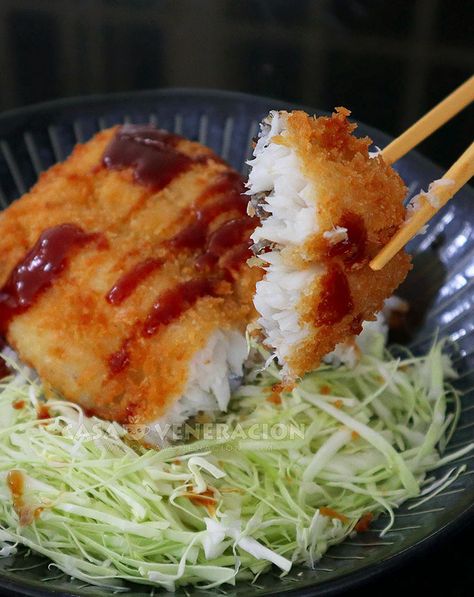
[0,125,261,431]
[246,108,411,378]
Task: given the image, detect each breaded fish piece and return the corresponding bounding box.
[0,125,261,432]
[246,108,411,378]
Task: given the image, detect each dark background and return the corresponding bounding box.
[0,1,473,596]
[0,0,473,168]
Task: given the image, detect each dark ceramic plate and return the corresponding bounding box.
[0,89,473,597]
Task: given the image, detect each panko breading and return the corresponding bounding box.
[247,108,411,378]
[0,125,261,427]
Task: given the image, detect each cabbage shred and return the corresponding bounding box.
[0,337,470,591]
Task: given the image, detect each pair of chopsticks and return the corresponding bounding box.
[370,75,474,271]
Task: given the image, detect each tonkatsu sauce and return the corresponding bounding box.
[7,469,43,526]
[196,170,244,203]
[0,338,9,379]
[327,211,367,266]
[319,506,349,523]
[7,469,25,511]
[211,215,253,249]
[105,170,249,315]
[316,211,365,327]
[108,340,131,374]
[315,264,353,325]
[195,217,254,271]
[37,404,51,420]
[143,278,214,337]
[187,488,217,515]
[105,169,253,372]
[168,194,247,251]
[0,224,99,333]
[0,359,8,379]
[106,258,163,305]
[101,130,253,374]
[214,241,252,273]
[167,172,247,251]
[103,125,195,190]
[355,512,373,532]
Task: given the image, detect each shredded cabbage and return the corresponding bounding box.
[0,337,471,591]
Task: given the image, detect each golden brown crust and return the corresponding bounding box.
[292,252,410,375]
[277,109,411,376]
[0,127,261,424]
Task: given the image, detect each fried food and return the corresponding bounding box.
[0,125,260,432]
[246,108,411,378]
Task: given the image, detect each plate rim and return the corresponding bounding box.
[1,85,473,183]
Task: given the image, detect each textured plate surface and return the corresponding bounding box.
[0,89,473,597]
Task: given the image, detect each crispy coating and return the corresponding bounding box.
[278,109,411,376]
[0,128,261,424]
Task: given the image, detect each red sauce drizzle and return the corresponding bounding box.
[105,171,248,312]
[197,170,244,202]
[315,264,353,326]
[0,361,9,379]
[349,315,363,335]
[195,217,254,271]
[143,278,214,337]
[0,338,9,379]
[317,212,366,327]
[186,488,217,515]
[7,469,25,512]
[327,211,367,266]
[319,506,349,523]
[167,172,247,252]
[7,469,43,526]
[125,402,139,423]
[0,224,99,334]
[205,217,253,259]
[37,404,51,420]
[355,512,373,532]
[106,258,163,305]
[101,136,253,375]
[102,124,195,191]
[13,399,25,410]
[219,241,253,272]
[108,339,131,375]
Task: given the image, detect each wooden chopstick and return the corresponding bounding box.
[381,75,474,166]
[370,141,474,271]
